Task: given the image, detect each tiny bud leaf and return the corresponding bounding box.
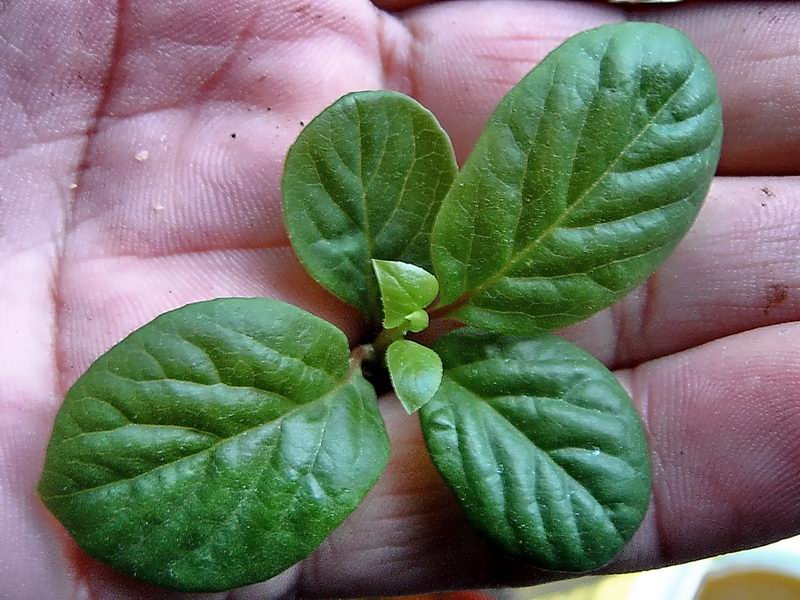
[405,309,430,333]
[373,259,439,331]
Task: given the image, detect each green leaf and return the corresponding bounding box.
[38,298,390,592]
[420,328,651,571]
[373,259,439,332]
[386,340,443,414]
[283,91,457,323]
[404,309,429,333]
[431,22,722,333]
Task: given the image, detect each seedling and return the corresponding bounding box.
[38,23,722,592]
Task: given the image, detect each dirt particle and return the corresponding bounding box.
[761,186,775,198]
[764,283,789,315]
[300,121,305,126]
[230,132,237,139]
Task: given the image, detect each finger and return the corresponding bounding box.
[387,0,621,164]
[298,323,800,596]
[391,0,800,174]
[608,323,800,573]
[627,1,800,175]
[560,176,800,369]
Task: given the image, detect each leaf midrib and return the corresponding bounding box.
[41,372,359,502]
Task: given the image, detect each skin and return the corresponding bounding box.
[1,0,799,597]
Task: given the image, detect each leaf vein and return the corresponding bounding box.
[447,378,624,541]
[40,375,357,502]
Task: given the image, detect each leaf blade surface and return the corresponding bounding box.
[420,328,651,571]
[431,22,723,332]
[283,91,457,322]
[386,339,443,414]
[39,298,390,591]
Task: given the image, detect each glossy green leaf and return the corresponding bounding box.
[404,309,429,333]
[386,340,443,414]
[38,298,390,592]
[373,259,439,332]
[420,328,651,571]
[431,22,723,333]
[283,91,457,323]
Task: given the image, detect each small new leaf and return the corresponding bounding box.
[373,259,439,332]
[405,309,429,333]
[387,340,443,414]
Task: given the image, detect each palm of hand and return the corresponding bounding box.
[2,1,799,598]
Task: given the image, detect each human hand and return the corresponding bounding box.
[2,1,798,598]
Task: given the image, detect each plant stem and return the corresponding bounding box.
[427,293,470,320]
[373,326,405,355]
[353,331,399,395]
[349,344,375,372]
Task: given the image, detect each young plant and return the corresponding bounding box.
[38,23,722,592]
